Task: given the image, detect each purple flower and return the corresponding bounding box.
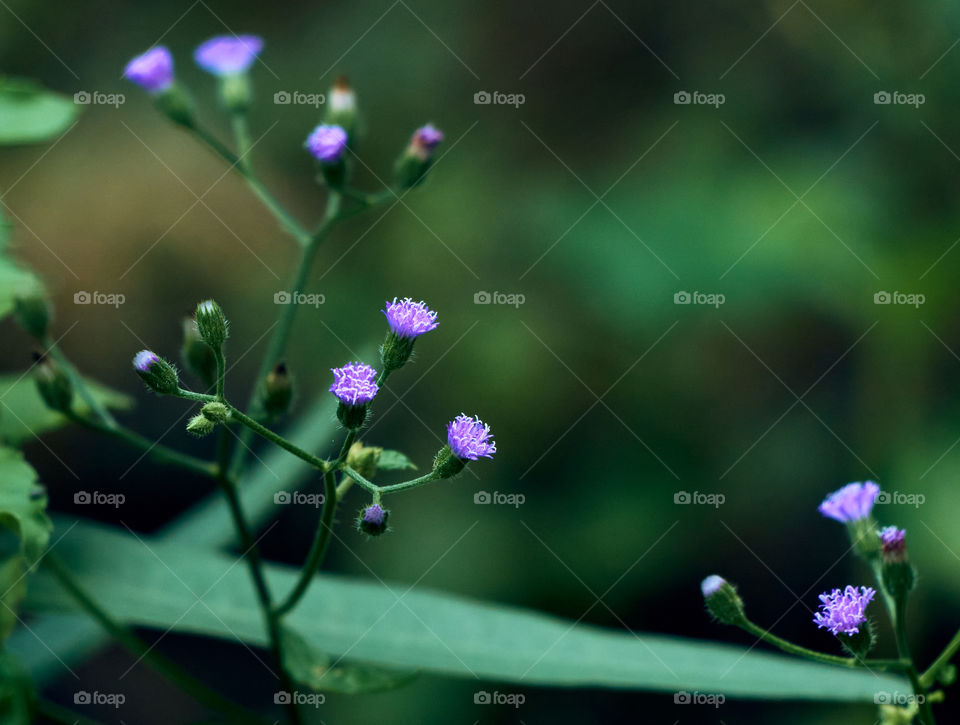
[383,297,438,339]
[413,124,444,151]
[124,47,174,93]
[880,526,907,559]
[329,362,379,406]
[813,585,875,636]
[194,35,263,75]
[358,503,389,535]
[305,124,348,163]
[701,575,726,598]
[133,350,160,372]
[447,414,496,460]
[818,481,880,523]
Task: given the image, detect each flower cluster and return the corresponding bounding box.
[813,586,875,636]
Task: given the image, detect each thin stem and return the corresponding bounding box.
[893,596,936,725]
[214,348,226,401]
[64,410,216,478]
[44,340,116,428]
[43,553,264,725]
[332,429,357,468]
[921,627,960,688]
[738,620,907,670]
[377,472,439,495]
[335,473,354,501]
[274,469,338,618]
[175,389,218,404]
[340,466,380,495]
[231,113,254,174]
[226,404,328,472]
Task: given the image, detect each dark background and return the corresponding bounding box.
[3,0,960,722]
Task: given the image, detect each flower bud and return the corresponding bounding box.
[330,363,378,430]
[154,83,196,128]
[346,441,382,480]
[133,350,179,395]
[33,353,72,413]
[181,317,217,387]
[879,527,915,599]
[433,414,497,478]
[813,585,876,656]
[701,575,746,626]
[394,124,443,189]
[325,77,357,138]
[14,294,51,339]
[261,362,294,420]
[201,401,229,424]
[357,503,389,536]
[305,124,348,187]
[186,414,216,437]
[818,482,881,560]
[380,297,438,372]
[194,35,263,113]
[195,299,228,350]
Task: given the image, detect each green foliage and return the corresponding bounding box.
[0,77,77,145]
[0,652,33,725]
[377,449,417,471]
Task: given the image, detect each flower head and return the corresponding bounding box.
[305,124,348,163]
[413,123,444,152]
[358,503,389,536]
[194,35,263,75]
[133,350,179,395]
[447,414,496,461]
[880,526,908,563]
[701,575,726,598]
[329,362,379,406]
[124,47,174,92]
[133,350,160,372]
[818,481,880,523]
[813,585,875,636]
[383,297,438,339]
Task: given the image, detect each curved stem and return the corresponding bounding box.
[339,466,380,495]
[738,620,907,670]
[377,472,439,495]
[43,553,265,725]
[274,470,338,618]
[226,404,328,472]
[64,411,216,478]
[921,627,960,688]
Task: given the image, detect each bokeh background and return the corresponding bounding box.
[3,0,960,722]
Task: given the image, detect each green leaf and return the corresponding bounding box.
[0,373,133,446]
[0,447,50,642]
[0,258,43,322]
[377,449,418,471]
[0,652,34,725]
[25,520,908,702]
[281,626,418,694]
[0,78,78,145]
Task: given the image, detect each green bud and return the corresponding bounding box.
[219,73,253,113]
[325,77,357,139]
[701,576,746,626]
[200,402,229,424]
[33,354,72,413]
[432,444,466,479]
[186,414,215,437]
[181,317,217,387]
[357,503,389,537]
[837,621,876,659]
[380,331,415,373]
[154,83,195,128]
[346,441,382,480]
[847,517,881,560]
[14,294,51,339]
[882,561,915,601]
[133,350,180,395]
[319,159,347,189]
[261,363,294,420]
[336,401,369,430]
[195,299,228,349]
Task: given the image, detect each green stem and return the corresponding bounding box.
[64,410,216,478]
[214,348,226,401]
[892,596,936,725]
[921,627,960,688]
[44,339,116,428]
[335,473,354,501]
[43,553,265,725]
[377,472,440,495]
[738,620,906,670]
[339,466,380,495]
[231,113,254,174]
[226,404,328,472]
[332,429,357,468]
[274,470,338,618]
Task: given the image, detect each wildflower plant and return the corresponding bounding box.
[703,481,959,723]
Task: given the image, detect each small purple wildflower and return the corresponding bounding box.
[329,362,379,406]
[447,414,496,461]
[383,297,438,339]
[124,47,174,93]
[133,350,160,372]
[701,575,726,598]
[880,526,907,558]
[194,35,263,75]
[305,124,348,163]
[363,503,387,526]
[413,124,444,151]
[813,586,875,636]
[818,481,880,523]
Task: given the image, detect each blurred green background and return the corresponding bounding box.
[4,0,960,722]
